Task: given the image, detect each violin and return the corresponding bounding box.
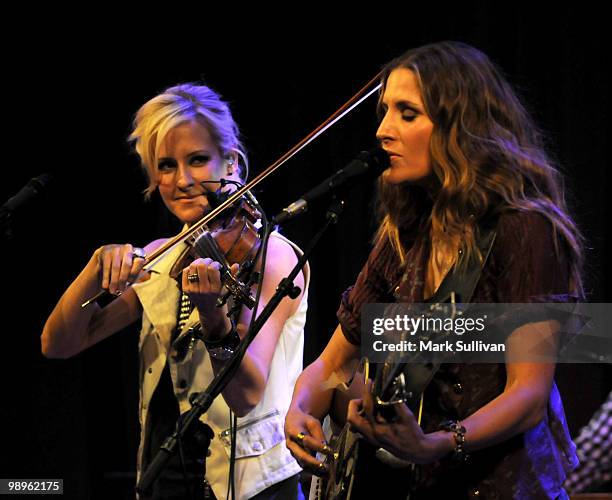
[81,185,266,310]
[185,185,264,312]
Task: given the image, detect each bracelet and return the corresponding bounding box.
[439,419,469,463]
[191,322,241,361]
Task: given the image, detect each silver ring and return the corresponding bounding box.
[132,247,146,259]
[187,272,200,283]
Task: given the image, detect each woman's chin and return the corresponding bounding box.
[382,166,432,185]
[173,206,208,225]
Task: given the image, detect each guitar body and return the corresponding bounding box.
[311,358,437,500]
[316,358,368,500]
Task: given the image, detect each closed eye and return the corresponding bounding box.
[378,102,420,122]
[398,103,420,122]
[401,111,417,122]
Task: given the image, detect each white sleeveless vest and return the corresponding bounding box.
[133,232,308,499]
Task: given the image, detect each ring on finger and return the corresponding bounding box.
[295,432,306,446]
[187,272,200,283]
[132,247,146,260]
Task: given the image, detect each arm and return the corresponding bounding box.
[283,234,397,470]
[41,241,160,358]
[185,235,307,417]
[284,325,360,471]
[460,321,559,448]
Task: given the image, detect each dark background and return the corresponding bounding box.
[1,8,610,499]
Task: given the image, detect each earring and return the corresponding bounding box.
[226,158,235,174]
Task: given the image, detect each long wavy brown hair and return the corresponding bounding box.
[376,41,583,295]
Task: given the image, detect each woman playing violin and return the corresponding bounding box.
[41,84,308,500]
[285,41,582,499]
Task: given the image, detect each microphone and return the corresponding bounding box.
[273,148,389,224]
[1,173,53,213]
[199,178,241,210]
[203,186,230,210]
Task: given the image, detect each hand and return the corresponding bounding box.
[94,244,147,295]
[346,383,453,465]
[182,258,239,337]
[284,406,331,476]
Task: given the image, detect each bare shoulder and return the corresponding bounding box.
[255,235,306,321]
[261,233,306,287]
[267,233,302,262]
[266,233,309,276]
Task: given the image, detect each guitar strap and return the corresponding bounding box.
[389,224,498,423]
[429,224,497,304]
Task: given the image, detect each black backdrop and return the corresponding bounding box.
[1,8,610,499]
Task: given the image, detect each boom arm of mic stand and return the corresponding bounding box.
[136,199,345,495]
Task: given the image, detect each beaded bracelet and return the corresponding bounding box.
[191,321,241,361]
[204,328,241,360]
[439,419,470,463]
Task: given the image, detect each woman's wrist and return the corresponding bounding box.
[290,390,314,416]
[200,321,241,361]
[88,249,104,277]
[80,253,106,293]
[437,420,470,463]
[424,430,457,462]
[196,310,232,341]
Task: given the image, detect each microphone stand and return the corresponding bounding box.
[136,198,345,495]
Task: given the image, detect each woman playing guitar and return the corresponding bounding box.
[285,42,583,500]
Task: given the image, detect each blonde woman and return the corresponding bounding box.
[42,84,308,499]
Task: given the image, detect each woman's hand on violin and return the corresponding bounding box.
[94,244,147,296]
[346,383,454,465]
[182,258,238,337]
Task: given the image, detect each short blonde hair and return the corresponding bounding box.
[130,83,248,198]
